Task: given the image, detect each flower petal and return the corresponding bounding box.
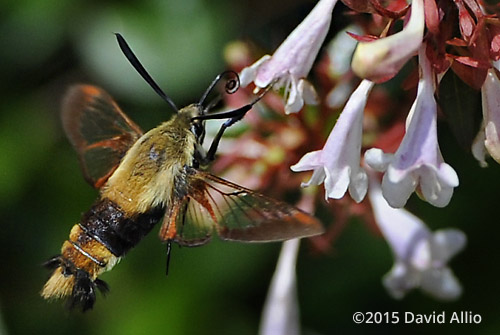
[240,55,271,87]
[303,168,327,188]
[383,262,418,299]
[485,121,500,162]
[481,68,500,163]
[240,0,338,113]
[369,174,428,259]
[291,80,374,202]
[284,78,303,114]
[431,229,467,264]
[259,239,301,335]
[348,169,368,203]
[291,150,322,171]
[368,173,465,301]
[381,168,417,208]
[418,164,458,208]
[291,151,327,188]
[254,0,338,86]
[327,80,354,108]
[351,0,424,81]
[420,267,462,301]
[324,166,351,200]
[299,79,319,105]
[471,122,488,167]
[364,148,394,172]
[366,43,459,208]
[327,25,363,78]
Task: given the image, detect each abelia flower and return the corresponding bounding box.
[327,24,362,79]
[259,239,300,335]
[240,0,338,114]
[471,123,488,167]
[326,25,362,108]
[368,174,466,300]
[351,0,424,82]
[291,80,374,203]
[473,67,500,165]
[364,44,459,208]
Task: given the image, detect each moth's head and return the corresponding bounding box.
[176,104,205,142]
[188,71,241,144]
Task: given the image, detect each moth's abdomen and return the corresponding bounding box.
[41,224,116,311]
[80,198,164,257]
[41,198,164,311]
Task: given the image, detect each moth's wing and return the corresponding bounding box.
[158,194,213,247]
[61,85,143,188]
[200,171,324,241]
[159,168,324,244]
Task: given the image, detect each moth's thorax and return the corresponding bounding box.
[101,109,198,214]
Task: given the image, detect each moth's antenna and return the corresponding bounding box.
[199,70,240,111]
[193,80,275,122]
[115,33,178,112]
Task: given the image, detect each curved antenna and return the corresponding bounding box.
[115,33,178,112]
[198,70,240,112]
[193,80,275,122]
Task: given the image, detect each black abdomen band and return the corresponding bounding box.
[79,198,164,256]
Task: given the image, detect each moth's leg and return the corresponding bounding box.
[194,83,274,164]
[165,240,172,276]
[205,115,242,162]
[196,104,253,164]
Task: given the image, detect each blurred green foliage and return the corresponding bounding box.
[1,0,500,334]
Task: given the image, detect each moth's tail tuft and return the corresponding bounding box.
[41,256,109,312]
[41,264,75,301]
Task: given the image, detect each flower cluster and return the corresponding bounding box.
[221,0,500,333]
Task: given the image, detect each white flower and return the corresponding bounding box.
[240,0,338,114]
[473,67,500,165]
[291,80,374,203]
[259,239,300,335]
[472,122,488,167]
[326,25,362,108]
[368,174,466,300]
[351,0,425,82]
[327,24,363,79]
[327,80,354,109]
[364,44,459,208]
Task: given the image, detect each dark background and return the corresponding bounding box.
[1,0,499,334]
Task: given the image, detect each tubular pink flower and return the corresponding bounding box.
[474,67,500,165]
[368,175,466,301]
[291,80,374,203]
[240,0,338,114]
[259,239,300,335]
[364,44,459,208]
[351,0,424,82]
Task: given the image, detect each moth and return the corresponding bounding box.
[41,34,324,311]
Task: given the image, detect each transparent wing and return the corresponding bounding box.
[199,171,324,242]
[158,168,324,245]
[159,195,213,246]
[61,85,143,188]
